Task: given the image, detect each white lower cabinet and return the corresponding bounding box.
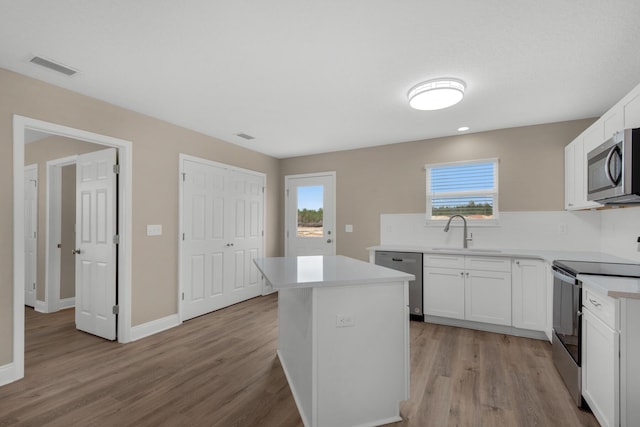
[424,255,512,326]
[512,259,547,331]
[423,267,465,319]
[465,269,511,325]
[582,288,619,427]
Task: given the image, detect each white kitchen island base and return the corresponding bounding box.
[255,256,412,427]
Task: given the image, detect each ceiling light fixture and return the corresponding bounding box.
[408,78,466,111]
[458,126,470,132]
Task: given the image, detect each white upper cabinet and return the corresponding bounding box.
[565,134,601,210]
[622,85,640,129]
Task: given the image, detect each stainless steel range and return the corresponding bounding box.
[551,260,640,406]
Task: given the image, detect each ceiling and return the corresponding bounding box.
[2,1,640,159]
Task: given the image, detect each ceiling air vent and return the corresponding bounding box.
[29,56,78,76]
[236,133,255,140]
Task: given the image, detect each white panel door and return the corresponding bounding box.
[75,148,117,340]
[24,164,38,308]
[182,159,264,321]
[285,173,335,256]
[227,169,263,304]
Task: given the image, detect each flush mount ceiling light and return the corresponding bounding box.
[458,126,470,132]
[408,78,466,111]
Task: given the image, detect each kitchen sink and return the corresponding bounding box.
[430,247,502,253]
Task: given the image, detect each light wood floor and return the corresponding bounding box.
[0,295,598,426]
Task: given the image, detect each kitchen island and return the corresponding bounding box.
[253,255,413,427]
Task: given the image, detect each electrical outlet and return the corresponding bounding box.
[147,224,163,236]
[336,314,355,328]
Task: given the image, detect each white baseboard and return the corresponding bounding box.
[130,314,181,342]
[34,300,49,313]
[0,363,18,387]
[58,297,75,310]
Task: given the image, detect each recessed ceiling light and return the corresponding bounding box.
[458,126,470,132]
[408,78,466,111]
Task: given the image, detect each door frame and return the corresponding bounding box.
[24,163,38,309]
[11,115,133,385]
[284,171,336,257]
[177,153,267,322]
[45,155,78,313]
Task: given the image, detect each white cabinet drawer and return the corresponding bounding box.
[424,254,465,269]
[584,288,617,329]
[464,256,511,273]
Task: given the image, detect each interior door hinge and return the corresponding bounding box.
[286,230,289,238]
[33,231,37,238]
[112,305,119,315]
[113,234,120,244]
[182,232,185,241]
[286,189,289,197]
[32,283,36,290]
[182,292,185,301]
[262,186,265,193]
[113,164,120,174]
[262,230,264,237]
[182,172,186,182]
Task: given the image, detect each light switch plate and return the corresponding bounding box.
[147,224,162,236]
[336,314,355,328]
[345,224,353,233]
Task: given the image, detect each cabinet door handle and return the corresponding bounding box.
[589,298,601,307]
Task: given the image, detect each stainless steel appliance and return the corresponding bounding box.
[375,251,423,321]
[587,127,640,204]
[552,260,640,407]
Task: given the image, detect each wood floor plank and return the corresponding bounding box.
[0,296,599,426]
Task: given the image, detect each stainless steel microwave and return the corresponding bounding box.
[587,128,640,205]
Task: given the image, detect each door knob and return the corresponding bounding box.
[72,249,81,255]
[326,239,332,243]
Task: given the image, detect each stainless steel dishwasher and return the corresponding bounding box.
[375,251,423,321]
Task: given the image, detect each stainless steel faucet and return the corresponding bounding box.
[443,215,472,248]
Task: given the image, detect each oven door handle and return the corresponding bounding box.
[552,268,577,283]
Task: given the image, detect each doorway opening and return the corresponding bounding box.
[10,115,133,386]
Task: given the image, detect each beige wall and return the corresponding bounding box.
[280,119,594,262]
[0,68,281,366]
[25,136,104,301]
[0,65,594,369]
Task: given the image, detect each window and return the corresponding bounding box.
[425,158,499,224]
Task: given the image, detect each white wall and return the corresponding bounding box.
[600,208,640,262]
[380,208,640,262]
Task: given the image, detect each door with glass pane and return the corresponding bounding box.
[285,172,336,256]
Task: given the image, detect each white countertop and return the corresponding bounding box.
[579,274,640,300]
[368,245,631,264]
[254,255,415,290]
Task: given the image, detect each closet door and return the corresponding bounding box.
[181,157,264,321]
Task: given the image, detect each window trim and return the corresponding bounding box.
[425,158,500,227]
